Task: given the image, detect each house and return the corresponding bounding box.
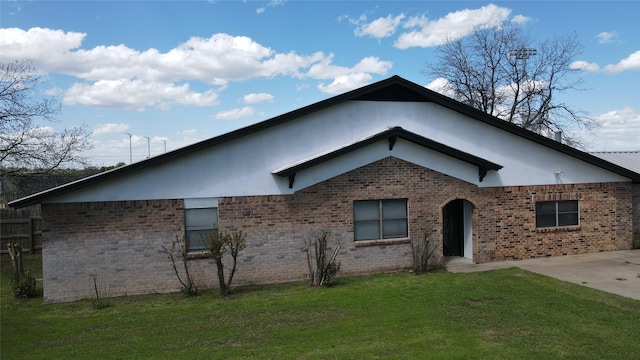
[9,76,640,303]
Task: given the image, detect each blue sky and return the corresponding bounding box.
[1,0,639,166]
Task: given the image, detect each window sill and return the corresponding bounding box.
[186,251,213,259]
[354,238,411,247]
[536,225,581,233]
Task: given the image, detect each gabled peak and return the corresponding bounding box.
[352,82,432,102]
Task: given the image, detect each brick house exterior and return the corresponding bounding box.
[11,76,639,303]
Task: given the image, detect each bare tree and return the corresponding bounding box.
[202,230,247,296]
[425,23,594,147]
[1,60,92,180]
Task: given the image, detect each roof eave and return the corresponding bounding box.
[9,75,639,208]
[273,127,503,188]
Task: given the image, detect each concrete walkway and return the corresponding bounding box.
[446,250,640,301]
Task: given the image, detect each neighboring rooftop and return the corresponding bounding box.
[590,151,640,174]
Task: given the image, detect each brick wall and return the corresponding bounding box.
[213,157,480,286]
[481,182,634,261]
[40,157,635,303]
[633,184,640,234]
[41,200,189,303]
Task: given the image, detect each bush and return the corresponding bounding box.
[633,233,640,249]
[304,232,342,287]
[411,230,440,274]
[12,267,38,298]
[163,238,198,296]
[202,230,247,296]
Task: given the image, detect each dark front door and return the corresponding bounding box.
[443,199,464,257]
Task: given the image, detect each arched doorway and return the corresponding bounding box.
[443,199,473,260]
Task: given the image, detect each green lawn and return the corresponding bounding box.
[2,254,639,359]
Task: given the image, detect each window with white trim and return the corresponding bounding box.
[184,198,218,252]
[354,199,408,241]
[535,200,578,228]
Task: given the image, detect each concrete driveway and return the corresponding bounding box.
[447,250,640,300]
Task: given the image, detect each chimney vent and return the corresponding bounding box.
[554,131,562,143]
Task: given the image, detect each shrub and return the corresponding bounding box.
[163,237,198,296]
[411,229,440,274]
[12,267,38,298]
[633,233,640,249]
[304,232,342,287]
[7,243,39,298]
[202,230,247,296]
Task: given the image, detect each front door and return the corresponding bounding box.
[443,199,464,257]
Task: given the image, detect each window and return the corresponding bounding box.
[184,198,218,252]
[535,200,578,228]
[354,199,408,241]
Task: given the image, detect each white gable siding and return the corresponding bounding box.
[49,101,629,204]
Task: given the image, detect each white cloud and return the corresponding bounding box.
[570,61,600,72]
[0,27,85,68]
[403,14,429,29]
[43,87,64,96]
[308,55,392,80]
[511,14,531,24]
[426,77,454,97]
[597,31,618,44]
[0,27,391,109]
[585,107,640,151]
[603,50,640,73]
[93,123,130,136]
[355,14,406,39]
[256,0,285,14]
[29,125,55,136]
[178,129,198,136]
[394,4,512,49]
[214,106,255,120]
[308,55,392,94]
[243,93,274,104]
[570,51,640,74]
[63,79,219,110]
[317,73,374,95]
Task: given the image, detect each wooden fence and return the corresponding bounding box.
[1,207,43,253]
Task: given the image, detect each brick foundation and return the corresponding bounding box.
[41,157,634,303]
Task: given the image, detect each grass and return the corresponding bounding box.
[2,254,640,359]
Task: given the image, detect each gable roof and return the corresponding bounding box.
[9,75,640,208]
[273,126,503,188]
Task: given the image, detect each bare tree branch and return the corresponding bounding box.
[0,60,91,200]
[1,60,93,187]
[424,23,593,147]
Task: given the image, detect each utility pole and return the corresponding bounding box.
[161,140,166,153]
[144,136,150,158]
[124,133,132,164]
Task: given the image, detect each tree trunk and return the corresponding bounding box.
[215,257,228,295]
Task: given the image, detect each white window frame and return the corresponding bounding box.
[184,198,218,253]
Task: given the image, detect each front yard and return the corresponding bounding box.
[1,253,639,359]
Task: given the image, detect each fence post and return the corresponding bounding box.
[29,217,35,254]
